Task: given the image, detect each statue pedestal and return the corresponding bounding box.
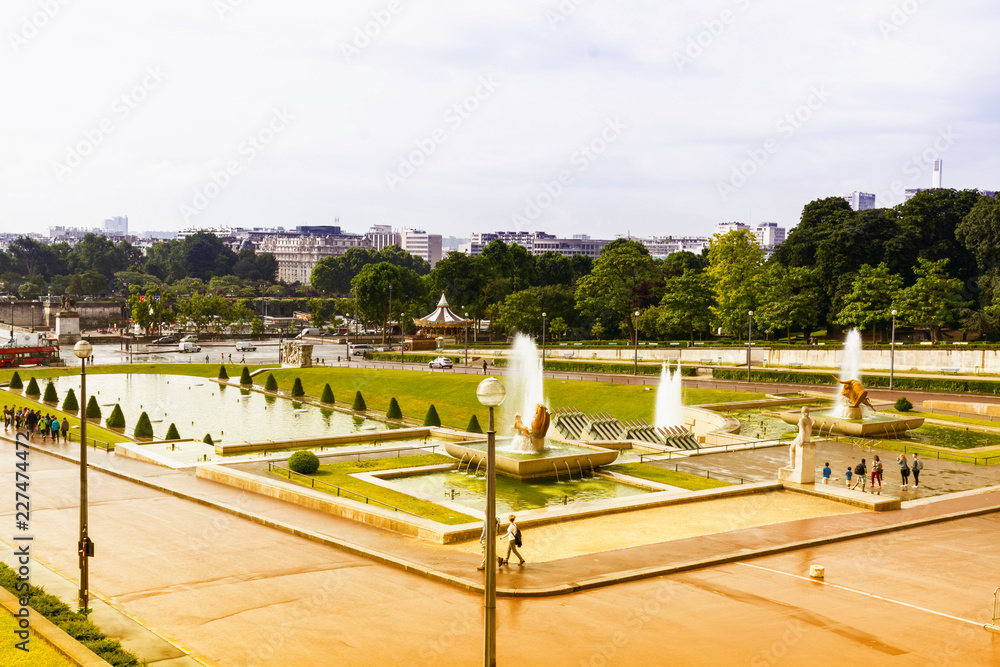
[281,341,313,368]
[55,311,80,344]
[778,441,816,484]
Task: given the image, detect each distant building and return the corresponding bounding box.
[400,229,442,267]
[932,159,943,189]
[259,226,369,284]
[753,222,786,249]
[468,231,608,258]
[714,221,747,235]
[844,191,876,211]
[639,236,710,259]
[365,225,400,252]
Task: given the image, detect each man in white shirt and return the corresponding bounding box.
[502,514,525,566]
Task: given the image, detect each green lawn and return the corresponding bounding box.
[606,462,731,490]
[271,454,479,524]
[0,609,73,667]
[885,408,1000,429]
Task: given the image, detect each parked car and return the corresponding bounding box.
[296,328,324,339]
[180,334,198,343]
[153,335,178,345]
[178,341,201,353]
[350,344,374,356]
[235,341,256,352]
[429,356,453,369]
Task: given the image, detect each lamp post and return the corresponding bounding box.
[73,340,94,615]
[400,313,405,364]
[747,310,754,382]
[387,284,393,350]
[476,377,506,667]
[633,310,640,376]
[464,311,469,368]
[541,312,547,370]
[890,309,898,390]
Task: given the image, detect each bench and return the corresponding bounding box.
[787,362,804,368]
[699,358,713,364]
[940,367,960,374]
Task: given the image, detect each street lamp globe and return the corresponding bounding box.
[748,310,754,317]
[892,309,898,316]
[476,377,506,407]
[542,312,546,317]
[74,340,93,360]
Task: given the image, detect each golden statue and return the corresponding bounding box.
[512,404,550,452]
[835,378,876,411]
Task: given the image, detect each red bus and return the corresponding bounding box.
[0,335,61,367]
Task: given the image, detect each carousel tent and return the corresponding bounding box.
[412,292,468,338]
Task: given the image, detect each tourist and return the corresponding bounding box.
[845,465,852,488]
[61,417,69,441]
[483,359,488,375]
[477,517,502,570]
[870,455,883,494]
[50,416,60,442]
[502,514,525,566]
[851,459,867,492]
[912,453,923,488]
[241,354,245,364]
[821,462,831,484]
[898,453,910,488]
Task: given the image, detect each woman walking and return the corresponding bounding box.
[898,453,910,488]
[870,455,883,494]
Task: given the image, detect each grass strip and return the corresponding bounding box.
[605,463,731,490]
[885,408,1000,429]
[0,607,72,667]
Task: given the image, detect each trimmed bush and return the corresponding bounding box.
[712,368,1000,396]
[265,373,278,391]
[43,380,58,403]
[105,404,126,429]
[895,397,913,412]
[288,450,320,474]
[352,391,367,411]
[134,411,154,438]
[240,366,252,385]
[490,358,698,376]
[386,397,402,419]
[8,371,22,389]
[218,365,229,380]
[86,395,102,419]
[466,414,483,433]
[203,433,214,445]
[62,388,79,412]
[367,352,461,364]
[25,377,40,396]
[165,423,180,440]
[291,378,305,397]
[320,383,334,403]
[424,404,441,427]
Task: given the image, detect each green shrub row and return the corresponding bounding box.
[365,352,462,364]
[491,358,697,377]
[712,368,1000,395]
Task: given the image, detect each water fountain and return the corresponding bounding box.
[654,360,684,429]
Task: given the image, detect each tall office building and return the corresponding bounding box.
[844,191,876,211]
[365,225,400,252]
[932,159,943,189]
[400,229,443,267]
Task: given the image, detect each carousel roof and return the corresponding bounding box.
[413,292,468,327]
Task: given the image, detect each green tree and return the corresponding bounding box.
[240,367,252,385]
[659,269,715,344]
[575,240,660,342]
[8,372,22,390]
[25,377,39,396]
[218,365,229,380]
[896,258,967,342]
[106,404,126,429]
[706,229,764,340]
[134,412,154,438]
[288,451,320,474]
[466,414,483,433]
[755,265,821,342]
[835,263,903,336]
[548,316,568,341]
[308,298,328,327]
[165,423,181,440]
[320,384,335,403]
[86,395,102,419]
[352,262,424,343]
[264,374,278,391]
[352,391,367,411]
[43,380,58,403]
[386,397,402,419]
[423,404,441,427]
[62,388,79,412]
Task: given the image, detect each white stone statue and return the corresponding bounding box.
[780,406,816,484]
[789,406,812,469]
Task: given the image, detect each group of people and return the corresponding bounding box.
[3,405,69,441]
[820,453,925,492]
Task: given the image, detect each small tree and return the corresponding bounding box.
[240,367,252,385]
[466,414,482,433]
[218,365,229,380]
[265,374,278,391]
[62,388,79,412]
[424,404,441,427]
[9,371,22,389]
[386,397,402,419]
[320,384,334,403]
[288,450,320,474]
[134,411,154,438]
[352,391,367,411]
[203,433,214,445]
[105,404,126,429]
[895,397,913,412]
[291,378,305,396]
[165,423,180,440]
[25,377,40,396]
[86,395,102,420]
[43,380,58,403]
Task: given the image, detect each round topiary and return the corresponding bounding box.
[43,380,58,403]
[165,423,180,440]
[895,396,913,412]
[466,414,483,434]
[291,378,305,397]
[423,404,441,427]
[320,384,334,404]
[288,450,320,475]
[105,404,126,429]
[203,433,214,445]
[86,395,102,420]
[9,371,22,390]
[218,365,229,380]
[386,397,402,419]
[25,377,40,396]
[352,391,367,411]
[240,367,252,385]
[265,373,278,392]
[62,388,79,413]
[134,411,154,438]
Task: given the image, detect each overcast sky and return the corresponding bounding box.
[1,0,998,240]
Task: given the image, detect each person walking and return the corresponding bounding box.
[477,517,502,571]
[482,359,488,375]
[845,465,853,488]
[898,453,910,488]
[911,453,923,488]
[851,458,867,492]
[821,462,832,484]
[870,455,883,495]
[501,514,525,566]
[61,417,69,442]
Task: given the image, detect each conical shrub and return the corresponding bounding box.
[386,397,402,419]
[466,414,482,434]
[203,433,214,445]
[423,404,441,427]
[134,411,154,438]
[9,372,22,389]
[218,365,229,380]
[25,377,40,396]
[43,380,58,403]
[291,378,305,396]
[62,388,79,413]
[265,373,278,391]
[352,391,367,411]
[105,404,126,429]
[165,423,180,440]
[240,367,252,385]
[320,384,334,403]
[86,395,102,419]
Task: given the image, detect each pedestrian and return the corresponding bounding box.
[898,453,910,488]
[501,514,525,566]
[241,354,245,364]
[870,455,883,495]
[61,417,69,442]
[205,354,209,364]
[482,359,488,375]
[50,416,60,442]
[821,462,831,484]
[228,353,232,363]
[845,465,852,488]
[912,453,923,488]
[477,517,502,570]
[851,458,867,492]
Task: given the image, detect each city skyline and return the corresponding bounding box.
[2,2,998,238]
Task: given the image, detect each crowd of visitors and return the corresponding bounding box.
[2,405,69,441]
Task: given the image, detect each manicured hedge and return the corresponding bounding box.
[165,422,181,440]
[62,388,79,412]
[492,358,698,377]
[43,380,58,403]
[105,404,126,429]
[134,411,154,438]
[320,384,334,403]
[712,368,1000,395]
[366,352,462,364]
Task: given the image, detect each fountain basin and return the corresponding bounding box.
[444,438,619,480]
[778,410,923,437]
